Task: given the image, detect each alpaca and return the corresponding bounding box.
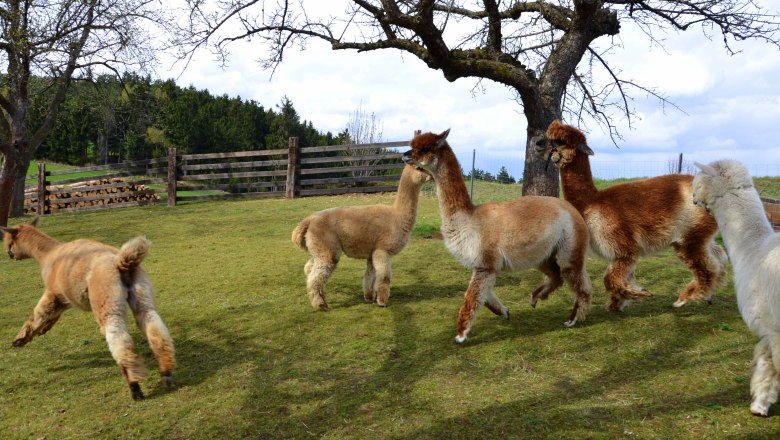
[1,218,175,400]
[402,129,592,343]
[693,159,780,416]
[536,120,727,311]
[291,164,432,310]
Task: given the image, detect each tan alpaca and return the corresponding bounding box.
[1,218,175,400]
[536,120,727,311]
[402,129,592,343]
[292,164,432,310]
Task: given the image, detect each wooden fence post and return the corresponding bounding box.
[167,147,177,207]
[285,137,299,198]
[37,162,47,216]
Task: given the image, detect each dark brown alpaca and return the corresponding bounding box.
[536,120,727,311]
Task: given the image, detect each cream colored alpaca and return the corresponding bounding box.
[1,218,175,400]
[292,164,431,310]
[694,159,780,416]
[402,129,592,343]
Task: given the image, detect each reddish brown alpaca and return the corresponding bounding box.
[536,120,727,310]
[403,129,592,343]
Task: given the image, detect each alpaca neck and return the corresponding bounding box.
[715,190,774,261]
[559,154,598,211]
[393,169,424,232]
[432,147,475,219]
[19,227,60,262]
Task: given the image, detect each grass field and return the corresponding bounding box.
[1,180,780,439]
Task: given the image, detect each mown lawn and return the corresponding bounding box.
[1,182,779,439]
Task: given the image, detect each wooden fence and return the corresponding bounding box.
[24,137,411,215]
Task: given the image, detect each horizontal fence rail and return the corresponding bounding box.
[24,135,414,215]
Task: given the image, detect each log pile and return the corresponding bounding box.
[24,178,158,214]
[764,199,780,231]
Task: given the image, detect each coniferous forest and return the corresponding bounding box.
[29,73,345,166]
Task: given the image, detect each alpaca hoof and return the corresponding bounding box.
[504,309,510,319]
[130,383,144,401]
[563,319,577,327]
[161,374,174,388]
[454,334,468,344]
[318,303,330,311]
[377,302,387,307]
[529,295,537,308]
[707,298,714,305]
[11,339,25,347]
[750,402,769,417]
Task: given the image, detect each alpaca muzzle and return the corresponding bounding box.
[7,249,14,259]
[401,150,415,165]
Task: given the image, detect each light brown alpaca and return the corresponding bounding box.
[536,120,727,311]
[1,218,175,400]
[402,129,592,343]
[292,164,432,310]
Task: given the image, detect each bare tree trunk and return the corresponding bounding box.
[522,123,559,196]
[0,147,22,226]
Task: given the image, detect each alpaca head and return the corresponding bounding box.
[402,163,434,186]
[0,217,40,260]
[534,120,594,169]
[693,159,754,212]
[402,129,451,177]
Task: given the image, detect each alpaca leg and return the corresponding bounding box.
[12,291,70,347]
[306,257,338,310]
[372,250,392,307]
[529,258,563,308]
[750,337,780,416]
[103,313,149,400]
[671,239,727,307]
[304,257,314,276]
[129,282,176,388]
[604,256,650,311]
[560,265,593,328]
[455,268,496,344]
[483,289,509,318]
[363,257,377,303]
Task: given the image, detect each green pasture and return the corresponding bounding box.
[1,180,780,439]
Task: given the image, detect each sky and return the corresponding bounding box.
[159,1,780,181]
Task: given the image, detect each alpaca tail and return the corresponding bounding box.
[116,236,151,272]
[291,218,310,251]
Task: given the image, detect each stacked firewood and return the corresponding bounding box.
[764,199,780,231]
[24,178,158,214]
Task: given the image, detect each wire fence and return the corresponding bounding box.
[464,150,780,183]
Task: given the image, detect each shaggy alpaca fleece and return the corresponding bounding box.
[694,159,780,416]
[403,129,592,343]
[536,120,727,311]
[1,218,175,400]
[292,164,431,310]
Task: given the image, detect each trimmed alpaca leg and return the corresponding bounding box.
[362,257,377,303]
[483,288,509,318]
[455,268,496,344]
[672,239,728,307]
[561,266,593,327]
[750,337,780,416]
[305,256,339,311]
[12,292,70,347]
[103,314,149,400]
[372,250,392,307]
[129,284,175,388]
[604,256,650,311]
[529,258,563,308]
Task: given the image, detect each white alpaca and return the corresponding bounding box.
[292,164,431,310]
[693,159,780,416]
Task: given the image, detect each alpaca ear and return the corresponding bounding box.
[30,216,40,227]
[0,226,16,237]
[577,142,594,156]
[694,161,718,177]
[436,129,450,147]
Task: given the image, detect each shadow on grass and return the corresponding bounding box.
[221,286,761,439]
